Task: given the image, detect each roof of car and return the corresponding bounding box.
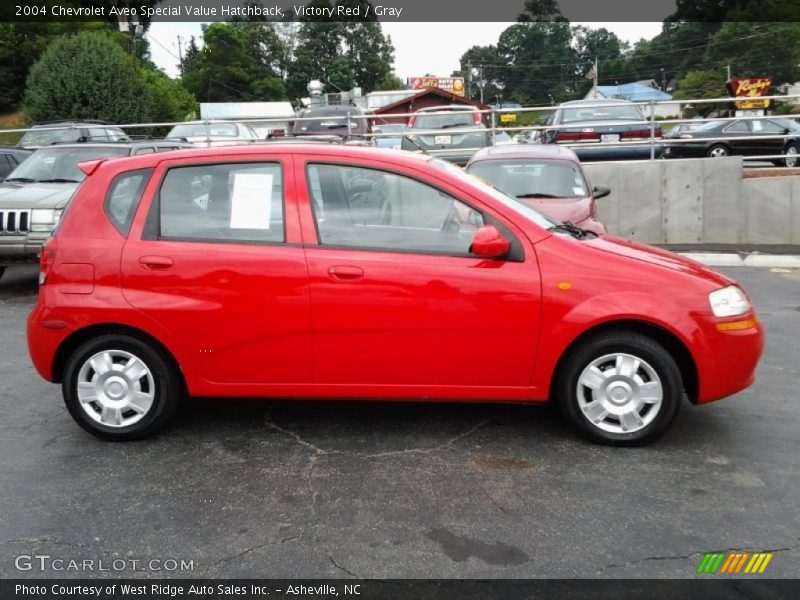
[89,143,432,176]
[31,120,111,127]
[559,98,635,106]
[469,143,580,163]
[415,105,478,112]
[37,141,191,150]
[299,106,365,114]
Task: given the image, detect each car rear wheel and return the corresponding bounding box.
[557,332,682,446]
[706,144,729,158]
[63,334,181,441]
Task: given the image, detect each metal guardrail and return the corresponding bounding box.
[2,93,800,166]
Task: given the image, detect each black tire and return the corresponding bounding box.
[706,144,729,158]
[62,334,182,441]
[556,331,683,446]
[783,143,798,168]
[0,267,5,280]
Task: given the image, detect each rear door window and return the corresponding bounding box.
[156,163,284,244]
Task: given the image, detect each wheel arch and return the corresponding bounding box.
[52,323,185,387]
[548,319,699,404]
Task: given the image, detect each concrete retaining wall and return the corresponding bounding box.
[583,157,800,245]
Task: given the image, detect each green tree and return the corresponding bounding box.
[496,22,576,104]
[703,22,800,84]
[0,22,108,111]
[286,1,395,99]
[672,70,728,100]
[139,68,198,122]
[628,22,718,88]
[23,31,150,124]
[182,22,286,102]
[459,45,504,102]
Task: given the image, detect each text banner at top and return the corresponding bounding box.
[6,0,725,23]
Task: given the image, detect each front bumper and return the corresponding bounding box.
[693,313,764,404]
[0,232,50,265]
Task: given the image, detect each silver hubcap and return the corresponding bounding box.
[709,146,727,158]
[576,353,663,435]
[76,350,155,428]
[786,146,797,167]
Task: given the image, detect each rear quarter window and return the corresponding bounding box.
[104,169,153,237]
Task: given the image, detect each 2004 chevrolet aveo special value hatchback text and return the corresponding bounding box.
[26,144,764,446]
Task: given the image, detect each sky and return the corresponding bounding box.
[146,21,664,82]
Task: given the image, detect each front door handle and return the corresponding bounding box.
[328,265,364,281]
[139,255,174,270]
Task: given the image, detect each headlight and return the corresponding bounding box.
[708,285,751,317]
[30,209,63,232]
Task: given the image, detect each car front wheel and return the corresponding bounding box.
[63,334,182,441]
[557,332,683,446]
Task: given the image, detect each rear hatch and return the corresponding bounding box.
[551,120,661,145]
[404,111,488,152]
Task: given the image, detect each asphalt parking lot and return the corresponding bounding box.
[0,265,798,579]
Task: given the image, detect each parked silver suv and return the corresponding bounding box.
[401,105,489,165]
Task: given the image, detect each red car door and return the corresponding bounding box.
[296,156,542,400]
[120,155,313,386]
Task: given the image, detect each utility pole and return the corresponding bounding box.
[176,35,185,77]
[479,64,484,104]
[466,61,471,100]
[593,57,599,98]
[726,65,732,81]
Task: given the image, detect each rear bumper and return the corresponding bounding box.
[693,314,764,404]
[27,301,71,382]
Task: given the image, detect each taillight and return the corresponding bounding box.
[408,115,416,127]
[39,236,58,286]
[556,131,599,142]
[622,129,663,139]
[473,111,482,125]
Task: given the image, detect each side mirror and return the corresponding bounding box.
[470,225,510,259]
[593,185,611,199]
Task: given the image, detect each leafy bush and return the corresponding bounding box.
[23,31,150,124]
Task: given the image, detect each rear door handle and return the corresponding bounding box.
[139,255,174,270]
[328,265,364,281]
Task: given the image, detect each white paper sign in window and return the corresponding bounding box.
[230,172,272,230]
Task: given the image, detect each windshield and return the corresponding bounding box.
[168,123,240,138]
[7,147,129,183]
[429,158,557,229]
[561,104,644,123]
[468,159,589,198]
[293,110,368,134]
[18,126,82,147]
[414,111,477,130]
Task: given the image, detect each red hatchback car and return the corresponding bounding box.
[27,145,764,445]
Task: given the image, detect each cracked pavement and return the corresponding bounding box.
[1,265,799,579]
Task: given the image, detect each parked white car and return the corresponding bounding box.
[166,121,260,147]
